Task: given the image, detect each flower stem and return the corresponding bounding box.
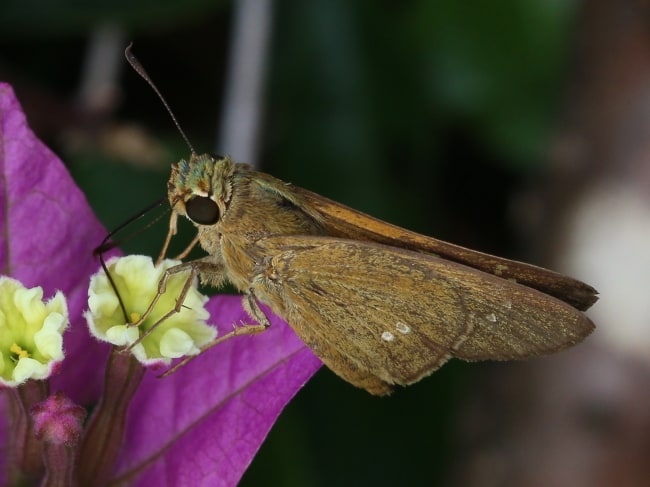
[77,347,145,487]
[41,442,79,487]
[7,380,49,484]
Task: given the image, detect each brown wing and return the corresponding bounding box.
[249,236,595,395]
[286,185,598,311]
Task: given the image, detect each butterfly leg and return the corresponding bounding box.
[125,259,225,351]
[159,288,270,377]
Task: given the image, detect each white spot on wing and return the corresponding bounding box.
[485,312,497,323]
[381,331,395,342]
[395,321,411,334]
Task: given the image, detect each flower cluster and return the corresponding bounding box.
[0,83,321,486]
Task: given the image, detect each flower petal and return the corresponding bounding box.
[111,295,321,487]
[0,83,111,403]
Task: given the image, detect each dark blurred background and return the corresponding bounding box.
[3,0,649,486]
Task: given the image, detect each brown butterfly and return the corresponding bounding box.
[125,45,597,395]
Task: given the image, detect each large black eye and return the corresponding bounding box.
[185,196,220,224]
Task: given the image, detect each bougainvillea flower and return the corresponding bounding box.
[86,255,215,365]
[0,82,322,486]
[0,277,69,386]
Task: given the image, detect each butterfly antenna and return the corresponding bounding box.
[94,197,167,255]
[94,197,168,323]
[124,42,196,155]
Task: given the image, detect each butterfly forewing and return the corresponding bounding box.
[290,186,598,311]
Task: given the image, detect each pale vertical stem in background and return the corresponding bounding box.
[77,23,126,116]
[216,0,273,168]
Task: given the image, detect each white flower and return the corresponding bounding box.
[0,277,68,386]
[85,255,216,366]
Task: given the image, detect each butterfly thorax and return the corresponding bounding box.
[169,154,326,291]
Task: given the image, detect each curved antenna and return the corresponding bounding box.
[94,196,168,256]
[93,197,168,322]
[124,42,196,155]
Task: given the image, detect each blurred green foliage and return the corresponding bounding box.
[0,0,579,485]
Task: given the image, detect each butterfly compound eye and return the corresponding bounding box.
[185,196,220,225]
